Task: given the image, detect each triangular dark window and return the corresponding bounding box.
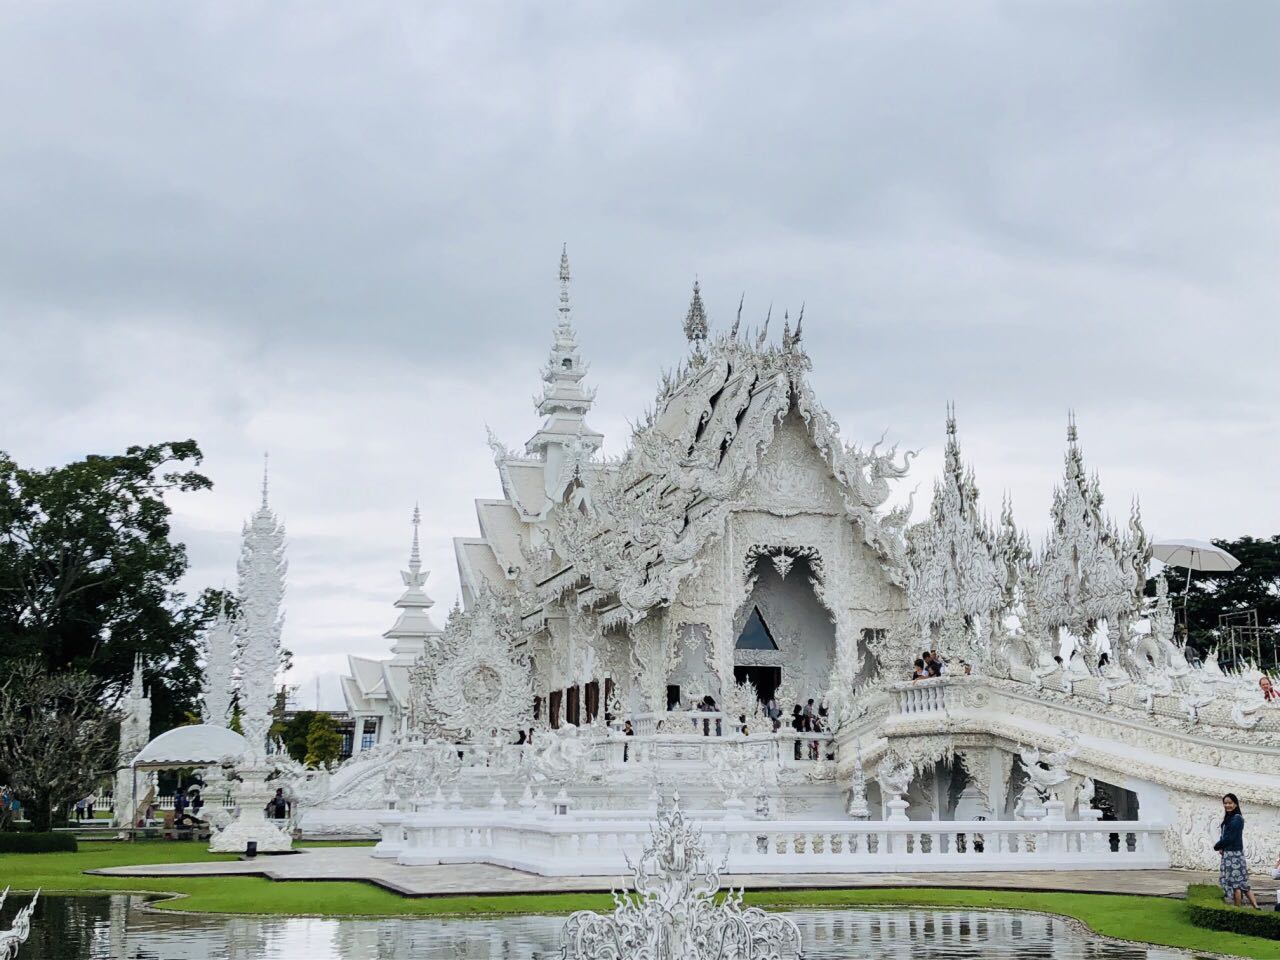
[735,607,779,650]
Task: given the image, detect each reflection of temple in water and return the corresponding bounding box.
[22,895,1180,960]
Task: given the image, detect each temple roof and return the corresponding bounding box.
[543,303,915,623]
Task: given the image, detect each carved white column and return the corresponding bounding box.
[211,465,292,854]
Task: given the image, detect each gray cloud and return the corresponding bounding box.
[1,2,1276,704]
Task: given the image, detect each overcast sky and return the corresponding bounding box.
[2,3,1276,709]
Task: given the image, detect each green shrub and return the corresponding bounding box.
[0,832,78,853]
[1187,884,1280,940]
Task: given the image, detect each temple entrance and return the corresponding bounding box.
[733,553,836,708]
[733,665,780,702]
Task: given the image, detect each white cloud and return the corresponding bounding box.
[1,2,1276,706]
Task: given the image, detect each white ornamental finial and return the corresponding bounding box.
[410,503,422,570]
[261,451,270,507]
[559,243,571,325]
[683,278,708,344]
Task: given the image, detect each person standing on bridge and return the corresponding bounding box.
[1215,793,1261,908]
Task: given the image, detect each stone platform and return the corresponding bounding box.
[90,846,1251,900]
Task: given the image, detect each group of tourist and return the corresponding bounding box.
[909,649,971,680]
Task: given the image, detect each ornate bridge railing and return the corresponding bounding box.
[389,810,1168,875]
[894,680,950,714]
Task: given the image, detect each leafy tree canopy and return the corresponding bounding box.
[305,713,343,770]
[1149,535,1280,668]
[0,440,218,733]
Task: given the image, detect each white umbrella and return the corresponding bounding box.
[1152,539,1241,573]
[1151,539,1241,639]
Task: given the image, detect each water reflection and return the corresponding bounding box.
[2,895,1209,960]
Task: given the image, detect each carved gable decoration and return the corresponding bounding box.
[741,413,844,516]
[409,585,532,741]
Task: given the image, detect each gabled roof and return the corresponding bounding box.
[475,499,528,578]
[543,323,916,622]
[454,536,511,606]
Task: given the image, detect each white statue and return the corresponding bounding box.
[0,888,39,960]
[559,799,802,959]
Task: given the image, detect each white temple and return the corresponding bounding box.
[276,250,1278,872]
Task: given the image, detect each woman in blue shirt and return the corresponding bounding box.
[1214,793,1261,908]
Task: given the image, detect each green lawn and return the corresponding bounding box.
[1,842,1277,958]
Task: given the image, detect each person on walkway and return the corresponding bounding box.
[1214,793,1261,908]
[911,658,928,681]
[173,788,188,824]
[803,699,819,759]
[791,704,804,759]
[622,720,634,762]
[267,788,289,821]
[765,697,782,732]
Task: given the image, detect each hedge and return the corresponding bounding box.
[1187,884,1280,941]
[0,832,78,853]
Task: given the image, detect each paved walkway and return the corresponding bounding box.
[90,846,1254,900]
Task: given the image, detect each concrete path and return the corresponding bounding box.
[89,846,1255,900]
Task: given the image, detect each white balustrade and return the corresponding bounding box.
[895,680,949,715]
[394,809,1168,875]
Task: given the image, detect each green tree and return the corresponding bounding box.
[1150,535,1280,667]
[304,713,343,770]
[0,441,216,733]
[277,710,317,763]
[0,660,118,831]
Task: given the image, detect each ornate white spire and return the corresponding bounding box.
[905,406,1005,632]
[386,504,443,664]
[1030,415,1135,636]
[683,278,708,345]
[200,595,236,726]
[119,653,150,756]
[233,463,287,761]
[526,246,603,498]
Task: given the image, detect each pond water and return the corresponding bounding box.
[2,894,1211,960]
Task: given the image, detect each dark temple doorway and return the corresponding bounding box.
[733,665,781,702]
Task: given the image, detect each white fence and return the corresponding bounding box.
[90,792,235,813]
[386,809,1168,876]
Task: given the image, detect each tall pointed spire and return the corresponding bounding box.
[1031,413,1135,635]
[409,502,422,569]
[261,452,270,508]
[201,592,237,727]
[234,472,287,761]
[905,406,1004,632]
[526,246,603,463]
[113,654,152,827]
[387,504,443,664]
[558,243,572,327]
